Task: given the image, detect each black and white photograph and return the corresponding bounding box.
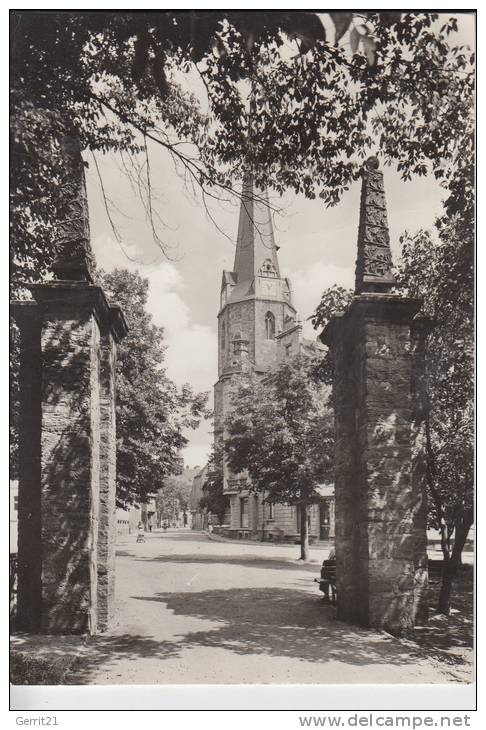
[9,5,475,715]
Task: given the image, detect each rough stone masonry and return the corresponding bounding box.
[12,135,127,634]
[322,158,430,635]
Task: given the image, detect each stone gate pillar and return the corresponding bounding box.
[13,303,42,633]
[97,309,125,630]
[12,135,127,634]
[322,158,430,635]
[14,286,126,634]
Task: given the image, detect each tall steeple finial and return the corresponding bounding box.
[231,84,280,283]
[232,174,280,283]
[355,157,396,293]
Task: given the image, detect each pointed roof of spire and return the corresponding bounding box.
[232,174,281,284]
[355,157,397,293]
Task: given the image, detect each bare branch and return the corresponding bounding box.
[90,150,141,263]
[93,94,284,215]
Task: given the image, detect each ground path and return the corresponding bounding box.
[67,529,470,684]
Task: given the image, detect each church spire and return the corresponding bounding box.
[355,157,397,293]
[232,173,281,284]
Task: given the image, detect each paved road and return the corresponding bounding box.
[68,529,469,685]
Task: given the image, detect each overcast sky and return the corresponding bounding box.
[87,13,474,469]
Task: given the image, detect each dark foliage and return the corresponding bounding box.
[99,269,208,507]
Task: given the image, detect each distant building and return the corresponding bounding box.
[189,466,208,530]
[141,498,157,530]
[155,466,199,528]
[214,176,335,542]
[116,504,142,536]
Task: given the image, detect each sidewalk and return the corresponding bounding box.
[206,529,474,564]
[206,529,333,556]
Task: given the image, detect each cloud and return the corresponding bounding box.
[144,263,217,394]
[180,421,213,471]
[93,233,217,392]
[287,261,354,338]
[92,233,143,272]
[92,233,217,465]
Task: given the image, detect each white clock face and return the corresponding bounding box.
[261,279,277,297]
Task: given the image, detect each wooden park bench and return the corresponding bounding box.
[265,527,286,543]
[314,557,337,604]
[314,557,445,603]
[427,558,444,583]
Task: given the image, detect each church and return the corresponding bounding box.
[213,176,335,543]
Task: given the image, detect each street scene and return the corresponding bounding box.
[12,529,467,685]
[10,9,474,709]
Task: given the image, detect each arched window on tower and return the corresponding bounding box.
[265,311,275,340]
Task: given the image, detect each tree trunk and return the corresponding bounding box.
[437,509,473,615]
[300,503,310,561]
[437,563,455,616]
[261,498,265,542]
[424,406,473,615]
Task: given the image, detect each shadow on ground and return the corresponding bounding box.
[125,553,319,572]
[67,587,424,683]
[131,531,212,542]
[66,574,473,684]
[156,532,214,540]
[65,634,181,683]
[128,587,423,668]
[71,549,471,683]
[409,566,473,666]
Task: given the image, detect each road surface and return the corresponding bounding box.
[68,529,470,684]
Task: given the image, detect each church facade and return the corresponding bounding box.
[213,176,335,543]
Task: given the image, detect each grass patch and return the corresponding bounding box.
[10,651,80,685]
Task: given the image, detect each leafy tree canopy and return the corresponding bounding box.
[98,268,209,507]
[224,352,334,558]
[309,285,354,385]
[157,467,199,522]
[397,217,473,613]
[10,11,474,290]
[200,442,229,526]
[393,214,473,616]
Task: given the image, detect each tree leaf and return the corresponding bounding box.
[132,23,150,83]
[361,35,376,66]
[350,27,360,54]
[280,12,326,53]
[378,12,402,28]
[330,12,353,42]
[152,49,168,97]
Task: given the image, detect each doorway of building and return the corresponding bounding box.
[319,501,331,541]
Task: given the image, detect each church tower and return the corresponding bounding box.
[214,176,303,532]
[217,175,299,380]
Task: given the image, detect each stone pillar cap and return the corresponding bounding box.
[21,281,128,341]
[320,293,425,346]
